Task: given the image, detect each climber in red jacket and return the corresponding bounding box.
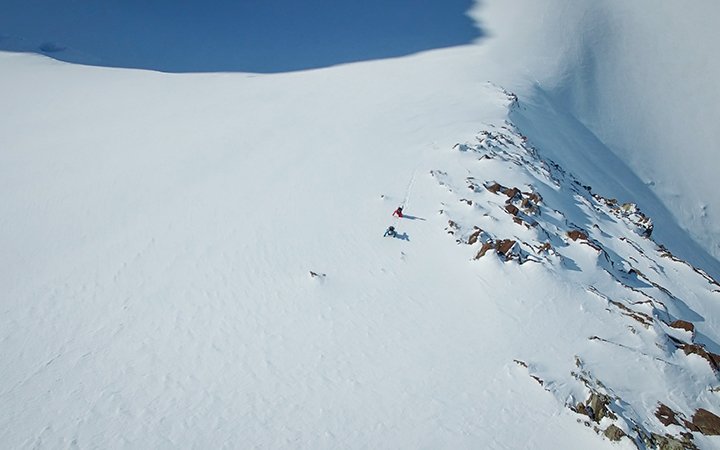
[392,206,404,218]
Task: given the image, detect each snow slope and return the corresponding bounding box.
[1,51,616,449]
[2,1,720,449]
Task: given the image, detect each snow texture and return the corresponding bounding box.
[1,1,719,449]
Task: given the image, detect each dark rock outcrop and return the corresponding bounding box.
[655,403,681,427]
[603,424,625,441]
[496,239,517,258]
[474,239,517,261]
[692,408,720,435]
[587,392,615,423]
[651,433,697,450]
[475,242,494,259]
[681,344,720,371]
[467,228,481,245]
[669,320,694,333]
[567,230,588,241]
[503,187,520,200]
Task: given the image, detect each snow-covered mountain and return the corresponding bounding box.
[1,1,719,449]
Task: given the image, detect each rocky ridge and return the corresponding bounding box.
[430,90,720,449]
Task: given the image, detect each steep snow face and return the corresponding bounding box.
[473,0,720,266]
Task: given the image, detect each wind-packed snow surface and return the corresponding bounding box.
[2,1,720,449]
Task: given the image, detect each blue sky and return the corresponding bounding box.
[0,0,480,72]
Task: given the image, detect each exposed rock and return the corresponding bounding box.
[601,196,618,206]
[496,239,517,258]
[439,128,720,450]
[602,201,655,237]
[641,222,654,237]
[446,220,459,235]
[658,244,720,289]
[658,244,675,259]
[603,424,625,441]
[576,403,588,417]
[692,408,720,435]
[608,300,654,327]
[684,419,700,433]
[523,191,542,204]
[655,403,681,427]
[587,392,616,422]
[502,89,519,108]
[467,228,482,245]
[682,344,720,371]
[567,230,589,241]
[519,194,540,215]
[503,187,521,199]
[514,216,536,229]
[475,242,494,259]
[669,320,694,333]
[652,433,697,450]
[583,239,603,252]
[681,431,696,441]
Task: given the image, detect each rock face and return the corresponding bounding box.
[475,242,495,259]
[467,228,481,245]
[655,403,681,427]
[681,344,720,372]
[567,230,588,241]
[446,220,459,234]
[652,434,697,450]
[486,182,502,194]
[503,187,520,199]
[473,239,517,261]
[603,424,625,441]
[670,320,695,333]
[495,239,517,258]
[586,392,615,423]
[692,408,720,435]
